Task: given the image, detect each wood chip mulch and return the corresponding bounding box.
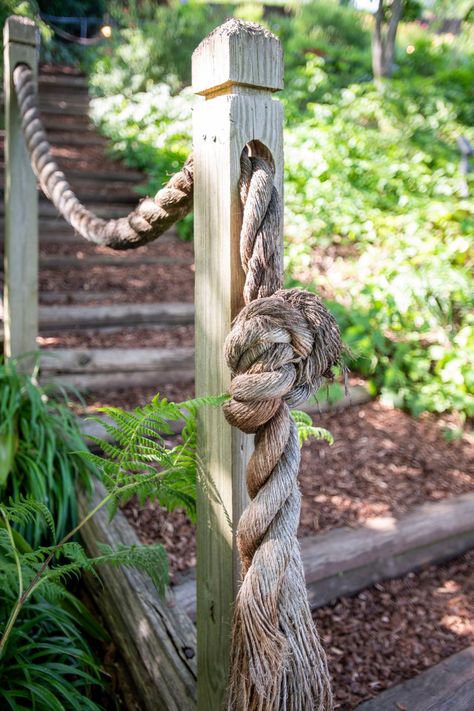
[81,389,473,581]
[318,550,474,709]
[298,400,473,536]
[39,262,195,303]
[38,325,195,350]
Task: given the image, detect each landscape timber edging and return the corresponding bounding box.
[78,482,197,711]
[172,492,474,619]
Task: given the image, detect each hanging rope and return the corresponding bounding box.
[224,146,342,711]
[15,56,342,707]
[13,63,193,250]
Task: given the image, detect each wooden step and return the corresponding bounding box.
[38,134,106,147]
[172,492,474,620]
[40,346,195,388]
[37,254,191,269]
[0,226,179,245]
[0,164,144,183]
[0,187,140,205]
[38,302,194,329]
[0,203,133,220]
[39,74,88,89]
[39,96,89,109]
[356,646,474,710]
[39,289,172,305]
[41,120,96,133]
[1,229,178,245]
[38,104,92,117]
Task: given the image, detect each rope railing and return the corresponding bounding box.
[13,63,194,251]
[10,20,345,709]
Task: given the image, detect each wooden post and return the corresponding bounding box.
[3,17,39,364]
[192,20,283,710]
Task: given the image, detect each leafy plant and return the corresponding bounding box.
[86,6,474,419]
[0,358,97,546]
[292,410,334,447]
[0,504,106,710]
[83,393,228,520]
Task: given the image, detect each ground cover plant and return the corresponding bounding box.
[88,1,474,421]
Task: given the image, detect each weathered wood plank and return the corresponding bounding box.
[38,74,88,88]
[192,20,284,710]
[0,224,178,243]
[172,492,474,620]
[38,302,194,329]
[0,202,130,219]
[43,370,194,389]
[37,254,192,268]
[3,17,39,363]
[40,346,194,373]
[356,646,474,711]
[78,483,197,711]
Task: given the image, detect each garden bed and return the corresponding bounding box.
[77,389,474,579]
[318,550,474,710]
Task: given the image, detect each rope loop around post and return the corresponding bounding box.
[224,145,342,711]
[13,63,194,250]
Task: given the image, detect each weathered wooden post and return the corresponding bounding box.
[192,20,283,710]
[3,17,39,364]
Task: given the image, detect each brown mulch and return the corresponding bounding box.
[78,388,473,579]
[298,400,473,536]
[39,238,194,261]
[39,262,195,303]
[318,551,474,709]
[38,325,195,350]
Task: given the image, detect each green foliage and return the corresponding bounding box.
[283,76,473,417]
[89,0,231,96]
[84,393,228,521]
[86,6,474,418]
[292,410,334,447]
[0,508,105,710]
[0,358,97,546]
[89,84,193,223]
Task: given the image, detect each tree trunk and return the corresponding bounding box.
[372,0,403,79]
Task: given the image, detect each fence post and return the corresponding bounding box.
[192,20,283,710]
[3,17,39,365]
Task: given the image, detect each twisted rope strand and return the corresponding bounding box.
[224,146,342,710]
[13,63,193,250]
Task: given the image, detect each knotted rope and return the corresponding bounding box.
[224,146,342,711]
[13,63,193,250]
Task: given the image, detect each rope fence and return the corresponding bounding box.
[7,16,345,711]
[13,63,194,250]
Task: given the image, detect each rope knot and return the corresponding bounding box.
[224,287,343,434]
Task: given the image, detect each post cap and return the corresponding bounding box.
[192,18,283,97]
[4,16,39,47]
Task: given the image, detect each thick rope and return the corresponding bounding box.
[224,147,343,710]
[13,63,193,250]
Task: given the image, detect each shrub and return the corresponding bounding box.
[86,8,474,418]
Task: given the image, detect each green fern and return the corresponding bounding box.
[82,393,227,522]
[291,409,334,447]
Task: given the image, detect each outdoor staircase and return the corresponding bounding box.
[0,64,195,389]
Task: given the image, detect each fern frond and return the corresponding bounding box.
[291,409,334,447]
[1,499,56,540]
[94,542,169,596]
